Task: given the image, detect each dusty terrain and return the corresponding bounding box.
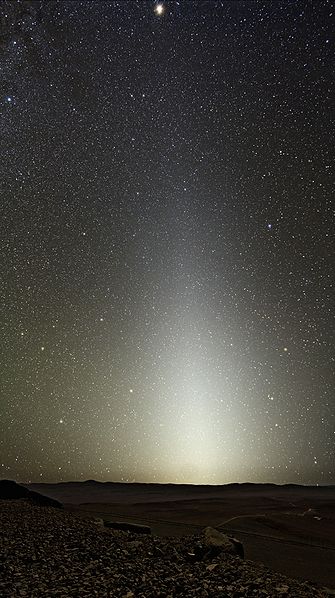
[27,482,335,590]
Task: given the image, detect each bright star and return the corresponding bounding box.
[154,3,164,16]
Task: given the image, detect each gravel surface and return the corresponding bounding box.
[0,501,332,597]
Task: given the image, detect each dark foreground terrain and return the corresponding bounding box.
[25,481,335,591]
[1,499,334,597]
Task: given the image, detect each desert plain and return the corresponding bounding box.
[26,482,335,590]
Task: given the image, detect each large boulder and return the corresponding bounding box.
[0,479,62,509]
[203,526,244,558]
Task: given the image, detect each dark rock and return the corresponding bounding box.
[229,536,244,558]
[186,542,207,561]
[104,520,151,534]
[0,480,62,509]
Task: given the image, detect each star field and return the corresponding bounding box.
[0,1,334,485]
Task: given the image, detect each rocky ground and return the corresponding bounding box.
[0,501,333,597]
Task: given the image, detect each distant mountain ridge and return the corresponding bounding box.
[23,480,335,506]
[26,480,334,488]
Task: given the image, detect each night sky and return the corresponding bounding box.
[1,1,333,485]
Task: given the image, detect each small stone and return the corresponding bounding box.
[206,563,219,571]
[275,585,289,594]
